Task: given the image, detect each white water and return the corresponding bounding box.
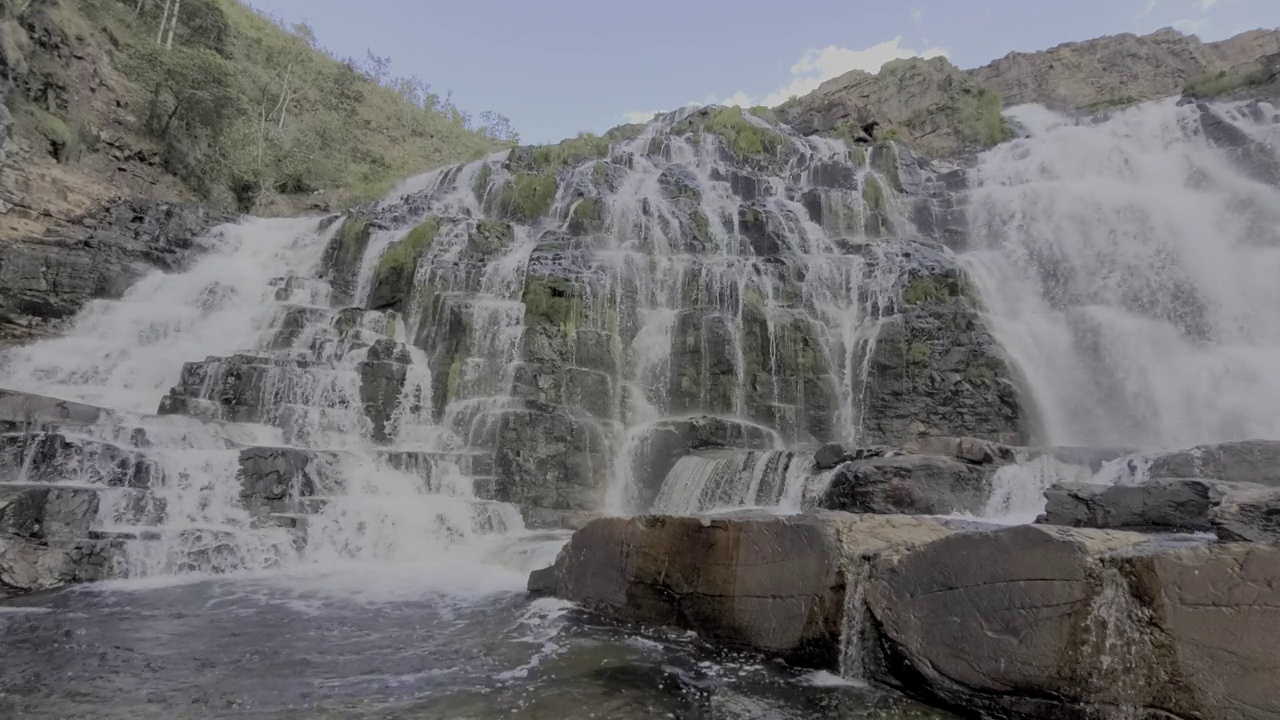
[966,99,1280,450]
[0,211,548,588]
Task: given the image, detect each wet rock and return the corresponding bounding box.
[1038,478,1234,531]
[1131,439,1280,486]
[318,213,375,307]
[811,443,896,471]
[0,389,110,431]
[0,487,99,540]
[237,447,319,517]
[0,535,118,598]
[358,339,412,444]
[483,404,612,513]
[1197,103,1280,186]
[902,435,1016,465]
[539,512,953,665]
[858,250,1025,447]
[820,454,995,516]
[1212,486,1280,543]
[867,524,1280,719]
[0,201,234,345]
[0,431,158,487]
[627,417,779,512]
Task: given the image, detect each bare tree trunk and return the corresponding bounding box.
[134,0,146,17]
[156,0,171,44]
[274,64,294,131]
[164,0,181,49]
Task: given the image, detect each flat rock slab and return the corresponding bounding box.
[539,511,953,665]
[0,389,111,430]
[0,534,117,598]
[1038,478,1239,532]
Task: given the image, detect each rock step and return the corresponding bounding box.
[536,513,1277,720]
[0,389,116,432]
[0,431,161,488]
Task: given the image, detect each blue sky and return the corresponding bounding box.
[249,0,1279,144]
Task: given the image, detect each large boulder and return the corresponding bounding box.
[867,524,1280,719]
[819,454,996,516]
[1212,486,1280,543]
[1038,478,1235,532]
[0,487,100,540]
[535,511,953,665]
[1118,440,1280,486]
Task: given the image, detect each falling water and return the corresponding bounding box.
[966,99,1280,450]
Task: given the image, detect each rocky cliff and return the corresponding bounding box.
[971,26,1280,112]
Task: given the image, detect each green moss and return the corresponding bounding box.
[523,276,582,331]
[467,218,514,255]
[747,106,778,124]
[690,210,713,243]
[446,357,464,399]
[499,172,558,223]
[378,216,440,275]
[567,197,602,236]
[530,132,611,172]
[907,341,931,366]
[678,106,785,163]
[1185,66,1267,99]
[742,206,763,225]
[24,105,77,163]
[964,362,998,385]
[862,176,886,213]
[902,277,944,306]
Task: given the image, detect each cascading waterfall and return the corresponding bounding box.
[965,98,1280,450]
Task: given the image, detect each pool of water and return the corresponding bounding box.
[0,561,953,719]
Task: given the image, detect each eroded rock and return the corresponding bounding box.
[1212,486,1280,543]
[1038,478,1235,532]
[820,454,995,516]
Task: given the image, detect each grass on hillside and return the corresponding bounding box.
[8,0,518,212]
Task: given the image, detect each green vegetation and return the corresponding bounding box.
[902,277,945,306]
[676,107,785,163]
[529,133,611,172]
[7,0,519,211]
[499,172,558,223]
[602,122,646,144]
[863,176,886,213]
[567,198,602,236]
[523,276,582,333]
[953,88,1013,147]
[907,341,931,366]
[378,217,440,275]
[467,218,514,255]
[21,104,77,162]
[1185,66,1267,99]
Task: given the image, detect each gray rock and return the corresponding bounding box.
[1212,486,1280,543]
[0,201,235,345]
[1137,439,1280,486]
[0,389,110,431]
[237,447,319,517]
[0,431,158,487]
[0,487,99,540]
[820,454,995,516]
[1038,478,1233,531]
[867,524,1280,719]
[539,512,953,665]
[903,435,1015,465]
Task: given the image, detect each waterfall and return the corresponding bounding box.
[965,99,1280,450]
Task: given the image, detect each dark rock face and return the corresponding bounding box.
[858,249,1025,447]
[1212,486,1280,543]
[820,454,996,516]
[0,431,158,487]
[1038,479,1231,531]
[237,447,319,518]
[1197,103,1280,186]
[0,201,235,345]
[358,339,413,444]
[0,534,119,599]
[484,404,611,513]
[0,487,100,541]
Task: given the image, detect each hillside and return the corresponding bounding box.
[0,0,516,220]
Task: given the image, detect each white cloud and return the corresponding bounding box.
[1201,0,1219,9]
[706,38,949,109]
[619,110,663,124]
[1139,0,1158,17]
[911,8,923,22]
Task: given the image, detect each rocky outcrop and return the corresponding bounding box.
[819,453,998,516]
[970,27,1280,113]
[536,511,954,665]
[1117,439,1280,486]
[1038,478,1234,532]
[0,200,234,345]
[0,487,99,540]
[1212,486,1280,543]
[627,417,780,511]
[0,534,117,598]
[538,515,1280,719]
[778,56,1012,157]
[858,247,1026,446]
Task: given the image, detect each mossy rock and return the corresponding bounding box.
[523,275,584,331]
[369,216,440,310]
[519,133,612,173]
[472,163,494,204]
[675,107,787,165]
[567,197,603,236]
[467,218,515,256]
[862,176,886,213]
[499,172,558,223]
[321,213,375,305]
[901,273,975,307]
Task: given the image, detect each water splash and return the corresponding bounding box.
[966,98,1280,449]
